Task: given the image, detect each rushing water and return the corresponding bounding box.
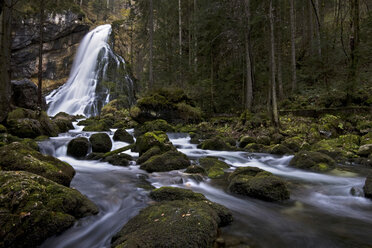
[46,25,134,117]
[39,126,372,248]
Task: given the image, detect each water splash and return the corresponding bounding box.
[46,24,134,117]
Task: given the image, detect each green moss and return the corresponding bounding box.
[313,134,360,160]
[199,157,230,179]
[197,137,236,151]
[0,142,75,186]
[113,128,134,143]
[140,150,190,172]
[150,187,206,202]
[0,124,7,133]
[361,132,372,145]
[0,171,98,248]
[103,144,134,158]
[134,119,175,137]
[316,163,329,171]
[135,131,172,156]
[289,151,336,171]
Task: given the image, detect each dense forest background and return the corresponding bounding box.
[1,0,372,119]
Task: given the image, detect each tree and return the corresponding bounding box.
[347,0,359,103]
[0,0,13,122]
[149,0,154,89]
[290,0,297,93]
[38,0,45,107]
[244,0,253,111]
[269,0,279,129]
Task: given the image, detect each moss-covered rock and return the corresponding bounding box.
[80,118,111,132]
[318,114,344,137]
[140,150,190,173]
[113,128,134,143]
[134,119,175,137]
[289,151,336,172]
[185,165,206,174]
[363,175,372,199]
[52,114,74,133]
[89,133,112,153]
[282,136,304,152]
[244,143,267,153]
[0,171,98,248]
[67,137,90,158]
[0,124,7,133]
[197,137,236,151]
[228,167,290,202]
[270,144,293,155]
[312,134,360,160]
[357,144,372,157]
[112,187,232,248]
[137,146,163,164]
[238,136,256,148]
[361,132,372,146]
[103,153,133,166]
[256,135,271,146]
[0,142,75,186]
[6,108,59,138]
[199,157,230,179]
[135,131,172,156]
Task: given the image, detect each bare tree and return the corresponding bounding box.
[244,0,253,111]
[290,0,297,93]
[149,0,154,89]
[38,0,45,107]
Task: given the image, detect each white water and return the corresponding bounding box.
[39,129,372,248]
[46,24,124,117]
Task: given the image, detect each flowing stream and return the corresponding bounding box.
[39,124,372,248]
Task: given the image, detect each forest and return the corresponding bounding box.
[0,0,372,248]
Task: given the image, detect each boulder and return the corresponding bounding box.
[363,175,372,199]
[289,151,336,172]
[11,79,45,110]
[112,187,232,248]
[228,167,290,202]
[89,133,112,153]
[51,112,75,133]
[67,137,90,158]
[0,142,75,186]
[140,150,190,173]
[137,146,163,164]
[357,144,372,157]
[103,153,133,166]
[239,135,256,148]
[199,157,230,179]
[185,165,206,174]
[134,119,175,137]
[197,137,236,151]
[113,128,134,143]
[0,171,98,248]
[135,131,171,156]
[79,118,111,132]
[270,144,293,155]
[256,135,271,146]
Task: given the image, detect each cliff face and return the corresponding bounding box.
[11,11,90,85]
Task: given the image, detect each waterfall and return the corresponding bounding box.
[46,24,134,117]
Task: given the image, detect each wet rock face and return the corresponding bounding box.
[11,11,89,81]
[11,79,45,110]
[364,175,372,199]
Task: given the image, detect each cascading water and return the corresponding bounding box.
[46,24,134,117]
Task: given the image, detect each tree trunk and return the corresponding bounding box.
[193,0,197,73]
[269,0,280,129]
[347,0,359,103]
[312,0,322,58]
[290,0,297,93]
[179,0,182,86]
[149,0,154,89]
[276,1,283,99]
[38,0,45,107]
[0,0,12,122]
[244,0,253,111]
[309,0,314,56]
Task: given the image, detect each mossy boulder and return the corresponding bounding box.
[363,175,372,199]
[134,119,175,137]
[270,144,293,155]
[0,142,75,186]
[361,132,372,146]
[140,150,190,173]
[113,128,134,143]
[79,118,111,132]
[256,135,271,146]
[135,131,172,156]
[239,136,256,148]
[244,143,267,153]
[318,114,344,137]
[357,144,372,157]
[67,137,90,158]
[0,171,98,248]
[199,157,230,179]
[185,165,206,174]
[137,146,163,164]
[51,112,75,133]
[89,133,112,153]
[103,153,133,166]
[112,187,232,248]
[228,167,290,202]
[289,151,336,172]
[313,134,360,160]
[130,88,202,124]
[282,136,304,152]
[197,137,236,151]
[0,124,7,133]
[7,108,58,138]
